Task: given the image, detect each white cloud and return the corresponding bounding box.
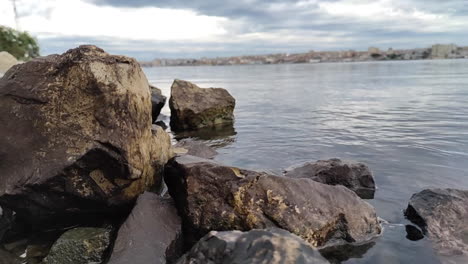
[0,0,229,41]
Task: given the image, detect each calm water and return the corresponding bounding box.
[144,59,468,264]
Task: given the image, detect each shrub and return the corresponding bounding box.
[0,26,39,60]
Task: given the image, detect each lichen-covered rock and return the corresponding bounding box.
[0,51,18,75]
[164,155,381,248]
[177,228,329,264]
[174,139,218,159]
[169,79,235,131]
[0,45,172,225]
[405,189,468,258]
[43,227,111,264]
[108,192,184,264]
[150,85,166,123]
[285,159,375,199]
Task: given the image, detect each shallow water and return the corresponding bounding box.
[144,59,468,264]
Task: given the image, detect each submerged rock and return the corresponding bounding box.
[0,51,18,75]
[150,85,167,123]
[405,188,468,257]
[43,227,111,264]
[169,79,235,131]
[174,139,218,159]
[0,45,172,225]
[108,192,184,264]
[177,228,329,264]
[285,158,376,199]
[165,155,381,248]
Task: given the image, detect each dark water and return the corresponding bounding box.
[144,59,468,264]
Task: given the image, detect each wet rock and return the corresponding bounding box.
[0,248,22,264]
[0,51,18,75]
[176,228,329,264]
[108,192,183,264]
[285,158,376,199]
[405,188,468,256]
[405,225,424,241]
[155,121,168,130]
[165,155,381,248]
[0,45,172,226]
[0,206,14,242]
[174,139,218,159]
[43,227,111,264]
[150,85,166,123]
[169,79,235,131]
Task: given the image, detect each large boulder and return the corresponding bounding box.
[150,85,166,123]
[164,155,381,248]
[0,45,172,225]
[177,228,329,264]
[43,227,111,264]
[108,192,184,264]
[0,51,18,76]
[405,189,468,258]
[169,79,235,131]
[285,158,375,199]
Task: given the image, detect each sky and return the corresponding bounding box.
[0,0,467,60]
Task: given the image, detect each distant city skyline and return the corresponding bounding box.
[0,0,467,60]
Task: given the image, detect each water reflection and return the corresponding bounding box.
[171,123,237,148]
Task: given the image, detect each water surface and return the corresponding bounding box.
[145,59,468,263]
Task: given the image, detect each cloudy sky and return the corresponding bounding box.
[0,0,467,60]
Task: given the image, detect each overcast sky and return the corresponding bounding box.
[0,0,467,60]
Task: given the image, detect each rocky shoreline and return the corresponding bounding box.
[0,45,467,264]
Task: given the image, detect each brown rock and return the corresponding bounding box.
[176,228,329,264]
[169,79,235,131]
[285,158,376,199]
[108,192,184,264]
[174,139,218,159]
[405,189,468,259]
[150,85,166,123]
[0,45,172,225]
[164,155,381,248]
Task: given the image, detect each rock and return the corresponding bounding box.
[43,227,111,264]
[164,155,381,248]
[108,192,183,264]
[150,85,166,123]
[174,139,218,159]
[169,79,235,131]
[0,51,18,75]
[405,188,468,256]
[0,45,172,225]
[155,121,168,130]
[0,206,14,242]
[0,248,22,264]
[176,228,329,264]
[405,225,424,241]
[285,158,376,199]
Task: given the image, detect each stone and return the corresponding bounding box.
[150,85,166,123]
[285,158,376,199]
[0,45,172,226]
[176,228,329,264]
[0,51,18,75]
[174,139,218,159]
[0,248,22,264]
[405,188,468,257]
[169,79,235,131]
[164,155,381,248]
[108,192,184,264]
[405,225,424,241]
[43,227,111,264]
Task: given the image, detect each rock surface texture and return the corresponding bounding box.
[150,85,166,123]
[165,155,381,248]
[43,227,111,264]
[174,139,218,159]
[405,189,468,258]
[169,79,235,131]
[108,192,183,264]
[0,45,172,224]
[285,158,376,199]
[0,51,18,75]
[177,228,329,264]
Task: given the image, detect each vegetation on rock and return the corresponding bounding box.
[0,26,39,60]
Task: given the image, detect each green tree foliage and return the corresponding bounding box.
[0,26,39,60]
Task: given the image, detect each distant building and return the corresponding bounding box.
[368,47,380,54]
[431,44,457,59]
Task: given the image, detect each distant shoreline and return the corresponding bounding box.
[141,44,468,67]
